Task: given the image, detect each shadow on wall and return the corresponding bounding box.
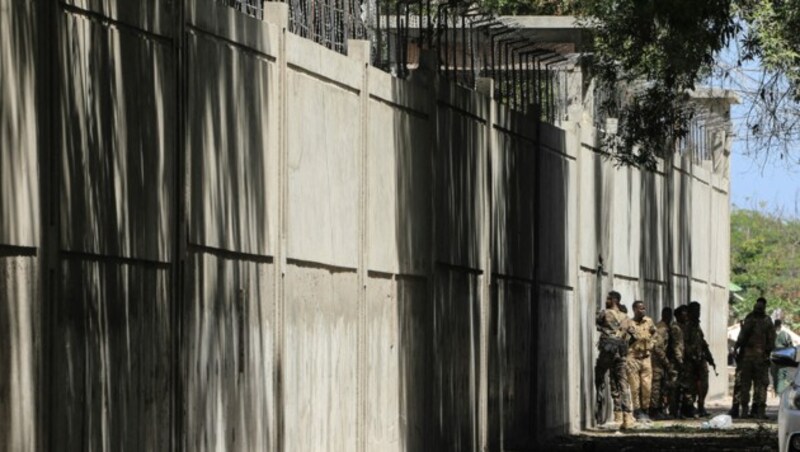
[182,22,275,452]
[52,257,171,450]
[388,81,485,450]
[640,168,665,314]
[0,0,40,248]
[2,1,41,451]
[54,6,177,450]
[487,109,537,450]
[534,125,571,437]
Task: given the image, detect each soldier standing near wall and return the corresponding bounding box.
[735,297,776,419]
[627,301,656,422]
[651,307,683,419]
[771,319,794,395]
[729,320,744,418]
[681,301,715,418]
[595,291,636,429]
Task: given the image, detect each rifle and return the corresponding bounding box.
[595,374,608,425]
[703,342,719,377]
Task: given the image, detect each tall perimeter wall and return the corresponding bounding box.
[0,0,732,450]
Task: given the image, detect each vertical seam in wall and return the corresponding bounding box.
[356,46,369,452]
[478,82,495,452]
[271,6,289,451]
[174,0,186,449]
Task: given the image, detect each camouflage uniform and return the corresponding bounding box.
[771,329,794,394]
[651,320,684,414]
[736,310,775,417]
[627,316,656,413]
[681,319,710,413]
[595,308,633,417]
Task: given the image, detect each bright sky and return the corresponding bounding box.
[730,144,800,217]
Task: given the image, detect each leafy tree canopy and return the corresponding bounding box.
[480,0,800,167]
[731,208,800,330]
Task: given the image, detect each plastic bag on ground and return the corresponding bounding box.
[701,414,733,429]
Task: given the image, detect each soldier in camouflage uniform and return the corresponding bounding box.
[681,301,715,418]
[595,291,636,429]
[772,319,794,395]
[627,301,656,421]
[650,307,684,419]
[735,297,776,419]
[729,320,744,418]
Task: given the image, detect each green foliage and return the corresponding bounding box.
[730,209,800,330]
[581,0,737,168]
[479,0,577,16]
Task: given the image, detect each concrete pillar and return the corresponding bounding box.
[475,77,495,451]
[348,38,371,452]
[263,4,288,451]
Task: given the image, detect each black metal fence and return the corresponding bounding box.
[216,0,572,122]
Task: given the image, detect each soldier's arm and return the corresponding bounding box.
[673,326,684,364]
[767,320,777,353]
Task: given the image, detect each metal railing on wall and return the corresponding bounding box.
[215,0,573,122]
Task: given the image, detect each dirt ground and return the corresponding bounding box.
[544,371,782,451]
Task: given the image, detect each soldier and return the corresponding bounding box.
[735,297,776,419]
[595,291,636,429]
[627,300,656,421]
[674,305,690,417]
[771,319,794,395]
[681,301,716,418]
[729,320,744,418]
[650,307,684,419]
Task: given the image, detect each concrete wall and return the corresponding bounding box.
[1,0,732,450]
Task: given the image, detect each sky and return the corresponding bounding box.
[730,146,799,217]
[712,43,800,219]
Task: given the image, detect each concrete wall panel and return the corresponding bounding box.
[367,98,432,275]
[577,148,613,271]
[287,71,360,268]
[640,171,665,282]
[538,145,571,286]
[611,166,641,278]
[536,286,574,436]
[183,253,274,451]
[0,0,39,247]
[0,256,39,452]
[488,277,534,449]
[52,259,171,451]
[492,131,535,279]
[187,31,278,256]
[435,106,486,268]
[59,11,175,262]
[63,0,174,38]
[284,266,359,451]
[691,181,712,282]
[432,268,480,450]
[365,275,431,451]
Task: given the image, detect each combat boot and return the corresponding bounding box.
[621,412,637,430]
[614,411,623,425]
[741,405,750,418]
[728,404,740,418]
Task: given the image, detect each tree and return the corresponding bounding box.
[730,208,800,330]
[479,0,800,167]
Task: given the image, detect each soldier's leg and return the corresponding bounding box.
[697,362,709,416]
[615,354,633,414]
[730,366,742,417]
[641,357,653,413]
[738,359,755,416]
[650,363,664,411]
[596,351,619,420]
[680,361,699,417]
[778,367,793,395]
[752,360,770,417]
[627,357,641,412]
